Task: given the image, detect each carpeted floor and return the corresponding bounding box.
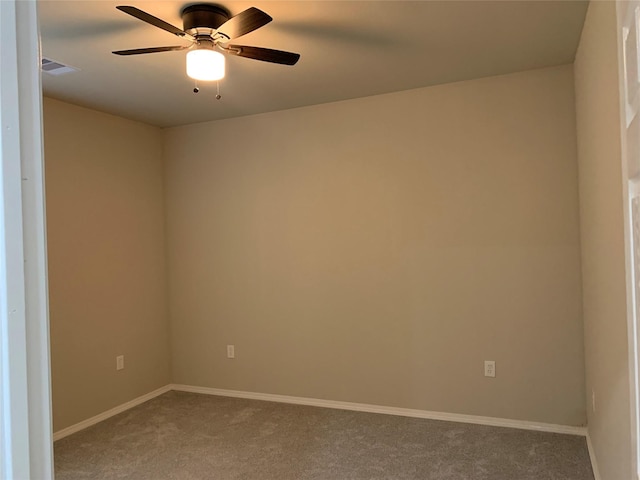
[54,391,594,480]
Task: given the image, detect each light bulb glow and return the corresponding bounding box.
[186,49,225,81]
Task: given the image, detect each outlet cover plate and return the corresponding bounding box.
[484,360,495,378]
[116,355,124,371]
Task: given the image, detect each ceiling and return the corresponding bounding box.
[39,0,589,128]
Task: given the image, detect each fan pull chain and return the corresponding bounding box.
[216,81,222,100]
[193,79,199,94]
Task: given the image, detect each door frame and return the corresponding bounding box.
[0,0,54,478]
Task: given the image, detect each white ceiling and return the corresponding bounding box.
[39,0,588,128]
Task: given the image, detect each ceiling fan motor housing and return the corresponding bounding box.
[181,4,230,37]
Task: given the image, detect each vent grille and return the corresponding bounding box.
[41,58,79,76]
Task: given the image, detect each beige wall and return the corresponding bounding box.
[164,65,586,426]
[44,98,171,431]
[574,2,633,479]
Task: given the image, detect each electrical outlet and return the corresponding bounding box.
[484,360,495,378]
[116,355,124,371]
[227,345,235,359]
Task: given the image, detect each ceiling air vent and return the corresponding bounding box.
[41,58,79,76]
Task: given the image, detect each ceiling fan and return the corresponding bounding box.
[112,4,300,83]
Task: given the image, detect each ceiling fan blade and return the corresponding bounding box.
[225,45,300,65]
[113,45,189,56]
[116,6,192,38]
[217,7,272,40]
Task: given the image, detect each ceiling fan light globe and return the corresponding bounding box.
[186,49,225,81]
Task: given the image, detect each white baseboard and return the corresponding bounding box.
[586,433,601,480]
[171,383,587,437]
[52,383,588,442]
[52,384,172,441]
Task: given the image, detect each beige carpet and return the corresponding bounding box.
[54,391,594,479]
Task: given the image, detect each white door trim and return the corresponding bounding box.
[617,1,640,477]
[0,1,54,478]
